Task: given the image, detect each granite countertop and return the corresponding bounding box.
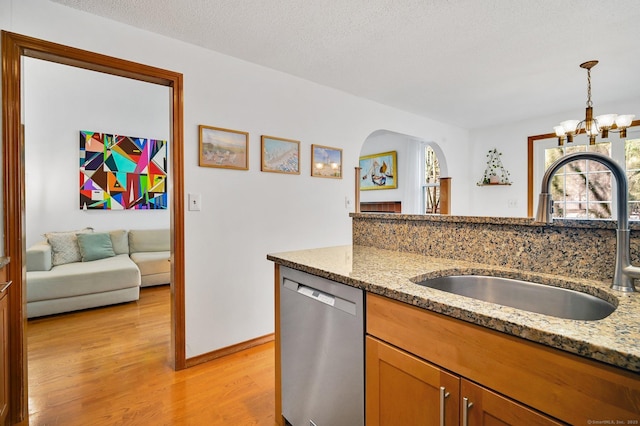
[267,244,640,373]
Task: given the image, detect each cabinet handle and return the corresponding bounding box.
[0,281,11,293]
[439,386,450,426]
[462,397,474,426]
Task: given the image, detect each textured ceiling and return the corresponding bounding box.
[51,0,640,129]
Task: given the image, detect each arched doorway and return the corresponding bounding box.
[359,129,450,214]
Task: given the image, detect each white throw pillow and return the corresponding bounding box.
[109,229,129,255]
[45,227,93,266]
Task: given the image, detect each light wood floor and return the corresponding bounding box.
[27,286,276,425]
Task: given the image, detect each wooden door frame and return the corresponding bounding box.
[1,31,186,424]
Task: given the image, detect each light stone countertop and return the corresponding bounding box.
[267,244,640,373]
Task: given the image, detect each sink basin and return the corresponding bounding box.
[415,275,615,320]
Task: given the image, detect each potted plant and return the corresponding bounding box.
[479,148,511,185]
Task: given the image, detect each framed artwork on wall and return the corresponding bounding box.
[199,125,249,170]
[359,151,397,190]
[311,144,342,179]
[261,135,300,174]
[79,130,168,210]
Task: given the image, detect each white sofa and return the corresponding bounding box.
[26,228,170,318]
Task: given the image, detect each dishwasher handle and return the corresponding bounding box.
[297,283,335,306]
[283,278,357,316]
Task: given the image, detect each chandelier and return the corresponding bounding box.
[553,60,635,146]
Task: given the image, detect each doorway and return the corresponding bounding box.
[2,31,186,423]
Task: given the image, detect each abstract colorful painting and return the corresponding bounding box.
[80,131,168,210]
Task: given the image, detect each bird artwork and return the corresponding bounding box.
[361,155,395,188]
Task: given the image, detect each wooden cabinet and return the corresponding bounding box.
[366,337,459,425]
[459,379,561,426]
[367,337,560,425]
[366,293,640,424]
[0,275,9,426]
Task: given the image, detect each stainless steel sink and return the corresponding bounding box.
[415,275,615,320]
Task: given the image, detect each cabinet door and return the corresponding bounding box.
[366,336,459,426]
[460,379,564,426]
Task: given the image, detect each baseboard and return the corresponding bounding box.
[185,333,275,368]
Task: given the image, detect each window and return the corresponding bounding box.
[424,146,440,214]
[535,129,640,220]
[626,139,640,219]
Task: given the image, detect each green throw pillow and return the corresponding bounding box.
[76,232,116,262]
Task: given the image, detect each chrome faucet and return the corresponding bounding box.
[535,151,639,292]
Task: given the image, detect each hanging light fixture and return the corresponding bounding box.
[553,60,635,146]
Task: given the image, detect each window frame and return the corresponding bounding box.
[422,144,441,214]
[528,121,640,218]
[534,140,615,219]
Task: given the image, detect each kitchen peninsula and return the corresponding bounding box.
[269,214,640,424]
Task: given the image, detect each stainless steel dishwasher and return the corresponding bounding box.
[280,266,364,426]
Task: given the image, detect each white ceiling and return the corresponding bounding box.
[51,0,640,129]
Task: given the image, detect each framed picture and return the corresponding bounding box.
[199,125,249,170]
[359,151,397,190]
[311,144,342,179]
[80,131,167,210]
[261,135,300,174]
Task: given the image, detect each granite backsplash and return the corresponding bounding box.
[351,213,640,283]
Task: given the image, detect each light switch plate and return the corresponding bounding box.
[188,193,201,211]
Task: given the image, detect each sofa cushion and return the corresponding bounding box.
[129,251,170,277]
[26,241,52,272]
[45,227,94,266]
[26,254,140,302]
[128,229,169,253]
[109,229,129,255]
[28,286,140,318]
[77,232,116,262]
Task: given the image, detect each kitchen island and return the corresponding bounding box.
[268,243,640,424]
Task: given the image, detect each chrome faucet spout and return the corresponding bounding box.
[535,151,638,292]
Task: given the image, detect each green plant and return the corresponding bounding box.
[480,148,511,185]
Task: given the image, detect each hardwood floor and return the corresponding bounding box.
[27,286,276,425]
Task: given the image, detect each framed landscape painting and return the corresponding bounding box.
[359,151,397,190]
[199,125,249,170]
[261,135,300,174]
[311,144,342,179]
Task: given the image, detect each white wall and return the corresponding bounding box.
[23,57,171,247]
[469,98,640,218]
[2,0,470,358]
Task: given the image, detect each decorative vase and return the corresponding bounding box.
[489,175,500,184]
